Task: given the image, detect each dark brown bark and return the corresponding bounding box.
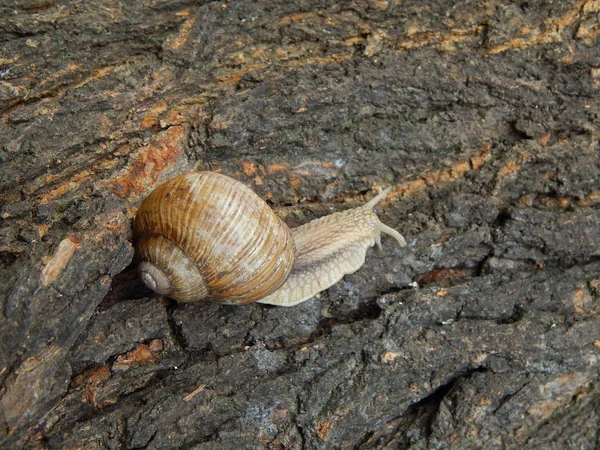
[1,0,599,448]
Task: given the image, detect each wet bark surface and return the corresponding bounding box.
[1,0,599,448]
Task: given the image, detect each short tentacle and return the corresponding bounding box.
[364,186,393,209]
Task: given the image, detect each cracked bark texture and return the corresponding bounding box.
[1,0,599,449]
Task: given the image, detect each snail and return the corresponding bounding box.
[134,171,406,306]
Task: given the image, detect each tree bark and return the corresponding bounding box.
[1,0,599,448]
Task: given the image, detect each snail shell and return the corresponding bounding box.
[134,171,406,306]
[134,172,295,304]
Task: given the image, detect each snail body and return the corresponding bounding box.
[134,172,406,307]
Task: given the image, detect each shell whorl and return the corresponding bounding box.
[134,172,296,304]
[136,234,208,302]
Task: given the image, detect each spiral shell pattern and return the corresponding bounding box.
[134,172,296,304]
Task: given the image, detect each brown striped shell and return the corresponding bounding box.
[134,172,296,304]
